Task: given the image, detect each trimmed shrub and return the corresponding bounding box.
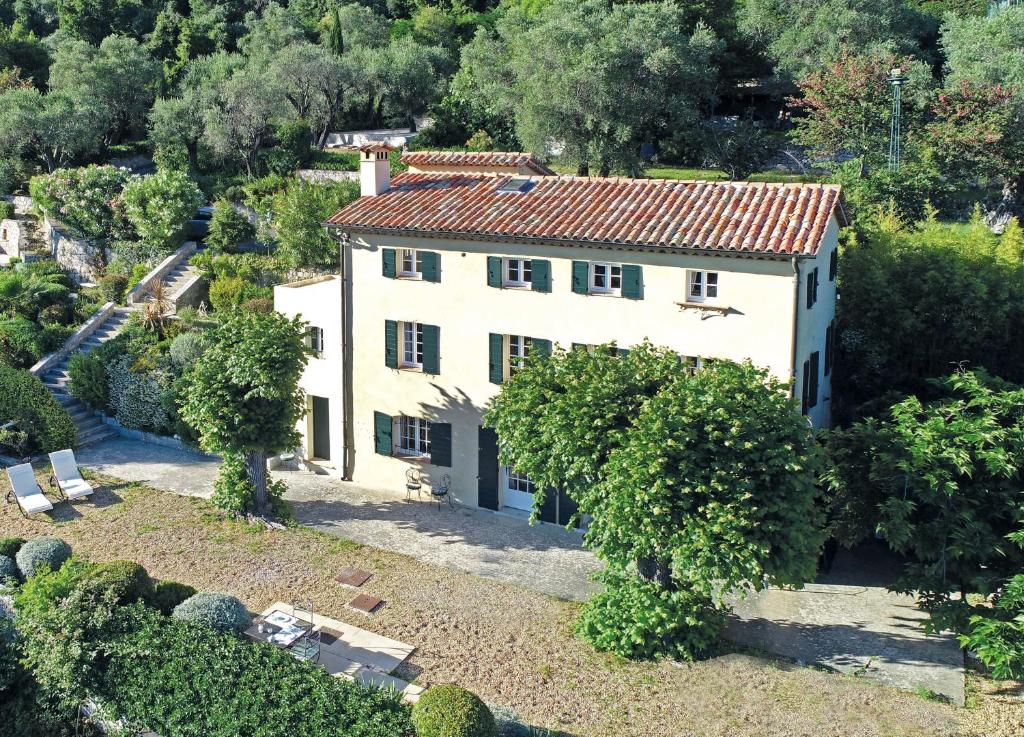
[172,591,251,633]
[150,580,198,615]
[241,296,274,314]
[98,273,130,304]
[28,165,132,241]
[89,561,155,605]
[0,201,14,219]
[168,331,208,369]
[16,538,72,580]
[0,365,76,453]
[0,556,18,583]
[121,168,205,254]
[208,275,247,313]
[68,351,109,411]
[206,200,256,254]
[0,538,26,559]
[0,315,43,368]
[412,684,498,737]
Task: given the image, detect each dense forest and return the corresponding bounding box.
[0,0,1021,215]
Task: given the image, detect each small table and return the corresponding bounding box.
[246,610,311,649]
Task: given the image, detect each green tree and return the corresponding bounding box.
[0,87,106,175]
[148,89,207,171]
[237,0,308,61]
[179,310,308,515]
[0,19,49,86]
[740,0,931,83]
[202,66,284,177]
[121,167,204,255]
[55,0,159,44]
[48,34,161,144]
[459,0,721,175]
[205,198,255,253]
[270,42,359,146]
[272,179,358,268]
[828,371,1024,637]
[486,345,824,659]
[940,5,1024,90]
[834,213,1024,411]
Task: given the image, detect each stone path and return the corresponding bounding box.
[74,437,964,703]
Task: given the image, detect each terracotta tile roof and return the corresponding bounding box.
[399,151,556,176]
[326,174,847,257]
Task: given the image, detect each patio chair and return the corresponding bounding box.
[5,462,53,516]
[48,449,94,502]
[430,473,453,510]
[405,468,423,501]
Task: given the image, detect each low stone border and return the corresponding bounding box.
[29,301,117,378]
[99,415,213,456]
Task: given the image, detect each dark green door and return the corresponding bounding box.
[477,426,499,510]
[312,396,331,460]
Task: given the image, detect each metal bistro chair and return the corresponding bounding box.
[288,600,321,664]
[405,467,424,501]
[430,473,453,510]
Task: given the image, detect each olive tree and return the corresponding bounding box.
[485,344,824,659]
[179,311,308,516]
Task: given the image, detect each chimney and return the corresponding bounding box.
[359,144,393,197]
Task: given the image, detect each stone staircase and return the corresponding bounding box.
[134,258,200,314]
[40,308,132,447]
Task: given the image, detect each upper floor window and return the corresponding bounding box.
[688,270,718,302]
[504,258,532,287]
[305,326,324,356]
[590,263,622,295]
[396,415,430,457]
[489,333,552,383]
[399,249,423,278]
[508,334,530,376]
[401,322,424,369]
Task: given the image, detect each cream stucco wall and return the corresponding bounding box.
[273,275,346,467]
[338,224,840,507]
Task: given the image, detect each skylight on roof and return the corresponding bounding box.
[496,178,535,194]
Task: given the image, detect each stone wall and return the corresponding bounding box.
[42,217,109,284]
[0,218,25,258]
[296,169,359,184]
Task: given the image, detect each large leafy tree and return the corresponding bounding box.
[486,344,824,659]
[740,0,931,83]
[826,371,1024,640]
[940,5,1024,91]
[202,65,284,177]
[48,34,161,144]
[270,41,359,146]
[272,179,358,269]
[121,167,204,254]
[459,0,721,175]
[0,87,106,175]
[179,310,308,516]
[148,89,207,171]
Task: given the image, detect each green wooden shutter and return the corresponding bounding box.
[531,259,551,293]
[806,272,814,309]
[488,333,504,384]
[421,251,440,282]
[572,261,589,294]
[384,320,398,368]
[621,264,642,299]
[539,488,557,523]
[382,249,396,278]
[422,324,440,375]
[430,422,451,467]
[571,342,587,352]
[801,359,810,414]
[486,256,502,288]
[531,338,552,357]
[373,412,392,455]
[808,351,820,409]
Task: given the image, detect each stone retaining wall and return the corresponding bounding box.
[296,169,359,184]
[42,218,109,284]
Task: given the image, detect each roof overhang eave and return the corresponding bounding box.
[322,223,821,260]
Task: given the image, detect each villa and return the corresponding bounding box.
[273,145,847,522]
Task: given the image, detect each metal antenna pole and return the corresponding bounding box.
[888,68,907,174]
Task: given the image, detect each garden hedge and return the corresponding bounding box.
[89,561,155,605]
[150,580,197,615]
[0,365,76,453]
[0,538,26,559]
[99,606,414,737]
[412,684,498,737]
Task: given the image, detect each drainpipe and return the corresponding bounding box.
[790,256,801,399]
[338,230,356,480]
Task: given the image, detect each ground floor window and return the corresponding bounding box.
[396,416,430,457]
[503,465,536,511]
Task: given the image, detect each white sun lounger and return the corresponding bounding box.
[6,463,53,516]
[48,449,94,501]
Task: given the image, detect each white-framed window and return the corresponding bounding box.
[505,467,536,493]
[683,355,703,373]
[399,249,423,278]
[508,334,530,375]
[305,326,324,356]
[395,416,430,457]
[401,321,424,369]
[590,263,622,294]
[688,270,718,302]
[503,258,532,288]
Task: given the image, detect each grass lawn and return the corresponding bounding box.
[3,471,1020,737]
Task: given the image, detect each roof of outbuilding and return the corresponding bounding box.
[326,174,847,258]
[399,151,556,176]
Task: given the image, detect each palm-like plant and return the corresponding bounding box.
[140,280,171,335]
